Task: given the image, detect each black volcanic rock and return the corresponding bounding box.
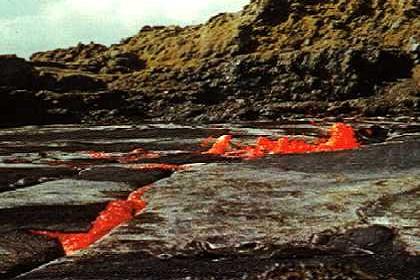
[2,0,419,126]
[54,74,106,92]
[0,231,63,279]
[0,55,35,89]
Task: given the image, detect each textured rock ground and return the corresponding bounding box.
[0,231,63,279]
[1,0,419,126]
[0,123,231,278]
[1,1,419,278]
[0,119,418,279]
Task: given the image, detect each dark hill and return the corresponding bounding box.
[1,0,419,125]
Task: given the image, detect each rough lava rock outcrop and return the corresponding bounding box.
[0,55,36,89]
[2,0,420,126]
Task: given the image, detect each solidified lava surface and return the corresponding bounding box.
[0,119,419,279]
[32,123,358,256]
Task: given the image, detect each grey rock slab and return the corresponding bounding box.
[0,179,134,232]
[363,188,420,255]
[77,166,173,186]
[15,252,387,280]
[0,179,134,209]
[248,140,420,176]
[99,163,420,256]
[0,166,78,193]
[0,125,230,143]
[0,124,231,155]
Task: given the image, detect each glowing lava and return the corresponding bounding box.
[32,123,358,254]
[204,123,360,159]
[88,151,111,160]
[87,148,160,163]
[33,187,148,255]
[33,164,182,255]
[117,148,160,163]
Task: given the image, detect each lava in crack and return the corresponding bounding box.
[87,148,160,163]
[204,123,360,159]
[31,124,357,254]
[33,187,148,255]
[32,164,181,255]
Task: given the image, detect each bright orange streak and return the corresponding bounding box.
[200,136,215,147]
[33,187,149,255]
[32,163,183,255]
[204,123,360,159]
[117,148,160,163]
[206,135,233,155]
[88,151,111,160]
[87,148,160,163]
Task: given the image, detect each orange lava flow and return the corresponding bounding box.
[33,187,149,255]
[117,148,160,163]
[88,151,112,160]
[32,163,183,255]
[204,123,360,159]
[87,148,160,163]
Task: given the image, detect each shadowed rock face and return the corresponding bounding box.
[0,55,35,89]
[0,121,416,279]
[0,231,63,279]
[1,0,419,126]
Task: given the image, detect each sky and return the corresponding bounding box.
[0,0,248,58]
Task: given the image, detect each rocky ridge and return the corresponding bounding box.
[1,0,419,126]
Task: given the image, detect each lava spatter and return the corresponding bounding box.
[204,123,360,159]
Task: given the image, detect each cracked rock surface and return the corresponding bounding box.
[0,119,417,279]
[0,119,416,279]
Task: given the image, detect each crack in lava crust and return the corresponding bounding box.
[31,123,358,255]
[32,164,181,255]
[32,186,149,255]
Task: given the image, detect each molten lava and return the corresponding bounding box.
[33,187,148,255]
[88,151,111,160]
[33,164,182,255]
[206,135,233,155]
[32,123,358,254]
[87,148,160,163]
[117,148,160,163]
[204,123,360,159]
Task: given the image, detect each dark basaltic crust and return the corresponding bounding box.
[0,204,108,233]
[0,231,64,280]
[15,233,420,280]
[1,123,419,279]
